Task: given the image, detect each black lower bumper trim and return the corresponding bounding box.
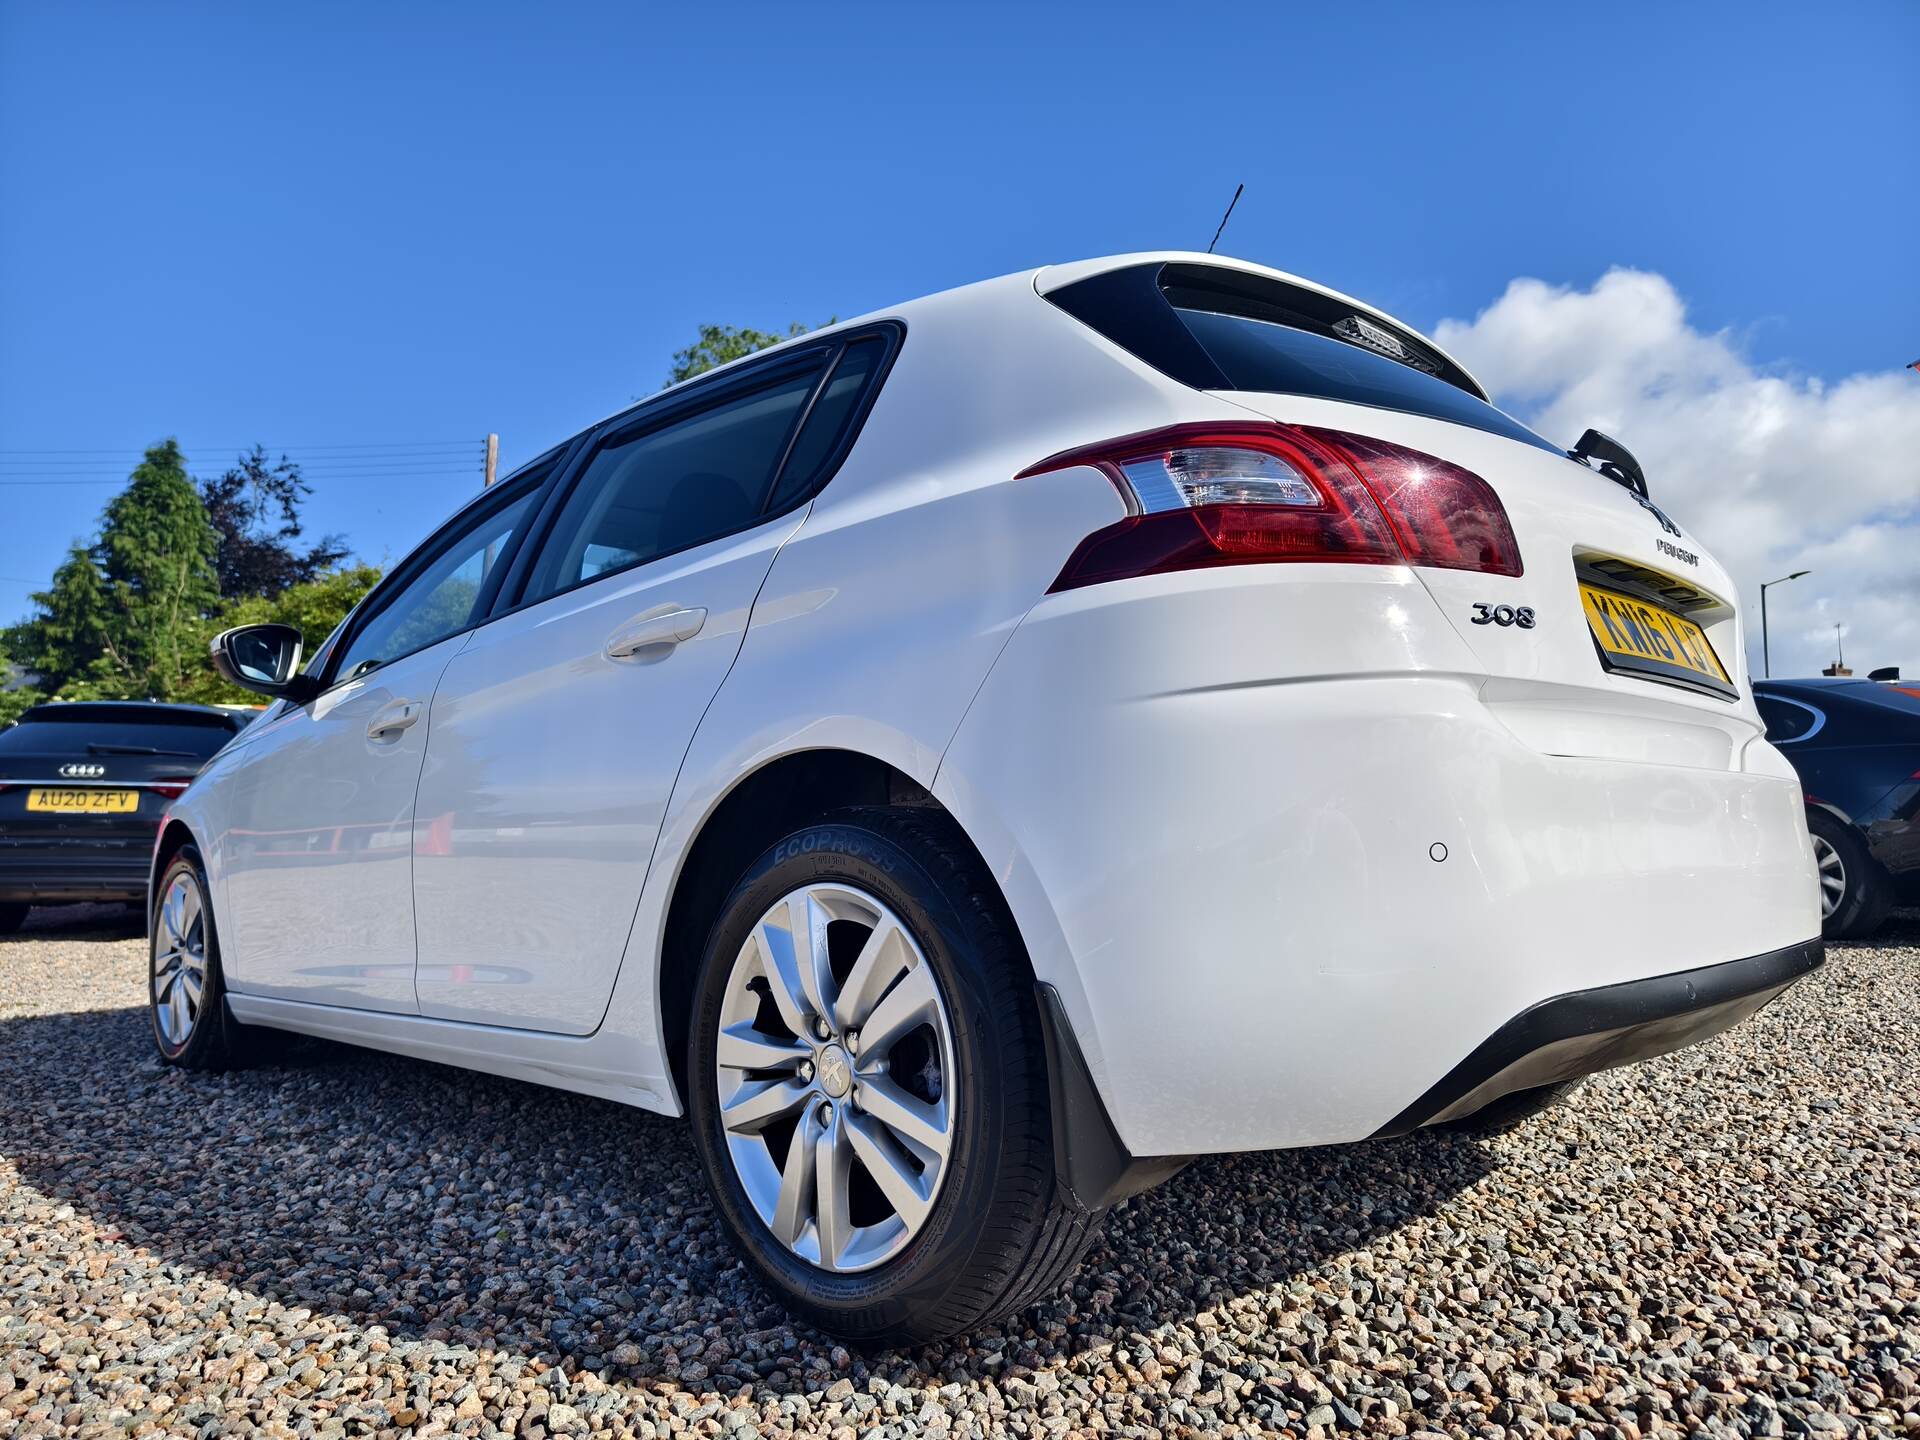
[1374,937,1825,1137]
[0,843,153,903]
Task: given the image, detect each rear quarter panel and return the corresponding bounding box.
[600,274,1260,1098]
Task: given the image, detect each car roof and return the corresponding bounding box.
[1756,677,1882,693]
[15,699,243,724]
[615,252,1490,416]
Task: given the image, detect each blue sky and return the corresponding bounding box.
[2,2,1915,675]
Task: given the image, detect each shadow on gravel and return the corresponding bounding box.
[1834,902,1920,949]
[0,996,1498,1388]
[1,900,145,942]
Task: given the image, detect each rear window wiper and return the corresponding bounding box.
[86,742,205,758]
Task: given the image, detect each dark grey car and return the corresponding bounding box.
[0,701,249,931]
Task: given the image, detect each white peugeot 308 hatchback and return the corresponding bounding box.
[154,253,1822,1342]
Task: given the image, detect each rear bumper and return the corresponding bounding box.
[936,566,1824,1157]
[0,837,155,903]
[1373,937,1824,1135]
[1866,816,1920,880]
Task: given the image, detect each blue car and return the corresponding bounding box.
[1754,676,1920,938]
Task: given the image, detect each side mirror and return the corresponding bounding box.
[211,624,320,703]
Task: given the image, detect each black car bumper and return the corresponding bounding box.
[1866,817,1920,882]
[1374,937,1826,1136]
[0,835,156,904]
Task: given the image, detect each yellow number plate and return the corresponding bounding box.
[25,788,140,815]
[1579,583,1732,694]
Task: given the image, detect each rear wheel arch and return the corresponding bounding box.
[657,748,1028,1106]
[1806,798,1856,828]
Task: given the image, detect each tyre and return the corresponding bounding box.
[686,806,1100,1344]
[1443,1079,1584,1135]
[150,845,255,1070]
[0,902,28,935]
[1808,808,1890,941]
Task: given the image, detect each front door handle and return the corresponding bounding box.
[605,606,707,660]
[367,699,423,741]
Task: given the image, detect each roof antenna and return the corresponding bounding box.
[1206,182,1244,254]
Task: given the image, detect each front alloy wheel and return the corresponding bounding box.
[150,844,251,1070]
[715,883,956,1273]
[152,866,210,1052]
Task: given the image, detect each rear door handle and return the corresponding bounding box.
[605,606,707,660]
[366,700,423,741]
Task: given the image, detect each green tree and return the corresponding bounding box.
[0,688,34,729]
[8,542,118,697]
[0,633,38,727]
[200,446,348,599]
[90,440,223,699]
[176,564,383,706]
[665,322,819,387]
[5,440,222,702]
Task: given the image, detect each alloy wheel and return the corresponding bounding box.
[714,882,956,1273]
[1812,832,1845,920]
[153,869,209,1049]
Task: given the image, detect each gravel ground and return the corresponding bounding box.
[2,904,1915,1439]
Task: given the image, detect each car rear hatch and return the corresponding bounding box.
[1225,397,1758,762]
[1041,257,1763,771]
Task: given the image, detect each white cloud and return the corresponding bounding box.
[1433,269,1920,680]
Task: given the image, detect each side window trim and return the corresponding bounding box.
[1761,694,1826,745]
[761,321,904,514]
[503,359,826,613]
[476,320,905,627]
[314,462,560,694]
[762,347,841,506]
[468,441,582,618]
[490,343,830,617]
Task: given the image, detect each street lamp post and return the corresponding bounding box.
[1759,570,1811,678]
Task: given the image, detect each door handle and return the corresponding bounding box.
[366,700,422,741]
[605,606,707,660]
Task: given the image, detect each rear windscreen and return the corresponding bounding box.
[0,712,237,758]
[1045,261,1562,456]
[1171,306,1561,454]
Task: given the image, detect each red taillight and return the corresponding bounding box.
[1306,428,1522,578]
[1022,422,1522,592]
[150,778,194,800]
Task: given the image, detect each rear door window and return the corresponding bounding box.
[521,371,820,605]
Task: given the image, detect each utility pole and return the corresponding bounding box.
[484,433,499,488]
